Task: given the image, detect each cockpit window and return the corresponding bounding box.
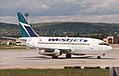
[99,43,109,46]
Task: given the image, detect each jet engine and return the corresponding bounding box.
[39,49,62,56]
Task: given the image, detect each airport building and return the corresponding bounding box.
[0,38,16,45]
[0,37,25,46]
[103,36,119,44]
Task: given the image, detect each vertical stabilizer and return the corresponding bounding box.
[17,12,39,37]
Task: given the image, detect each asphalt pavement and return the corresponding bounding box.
[0,48,119,69]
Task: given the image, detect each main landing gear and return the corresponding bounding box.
[52,56,58,59]
[52,54,72,59]
[97,56,101,59]
[66,54,71,58]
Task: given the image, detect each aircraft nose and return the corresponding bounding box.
[108,46,112,50]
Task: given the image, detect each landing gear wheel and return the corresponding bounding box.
[97,56,101,59]
[52,56,58,59]
[66,54,71,58]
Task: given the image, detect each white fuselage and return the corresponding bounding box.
[21,37,112,55]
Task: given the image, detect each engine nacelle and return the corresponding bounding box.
[54,49,62,56]
[39,49,62,56]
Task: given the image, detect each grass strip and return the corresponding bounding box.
[0,69,109,76]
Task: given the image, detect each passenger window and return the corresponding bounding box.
[84,40,88,42]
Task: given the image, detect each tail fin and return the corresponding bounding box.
[17,12,39,37]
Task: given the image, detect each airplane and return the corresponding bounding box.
[18,12,112,59]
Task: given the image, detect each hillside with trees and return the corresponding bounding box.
[0,22,119,38]
[0,22,19,37]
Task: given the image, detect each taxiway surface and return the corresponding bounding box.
[0,48,119,69]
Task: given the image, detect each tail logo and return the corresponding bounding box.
[17,12,39,37]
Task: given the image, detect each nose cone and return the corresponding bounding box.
[108,46,112,50]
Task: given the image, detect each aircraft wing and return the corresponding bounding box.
[37,46,73,54]
[1,36,18,40]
